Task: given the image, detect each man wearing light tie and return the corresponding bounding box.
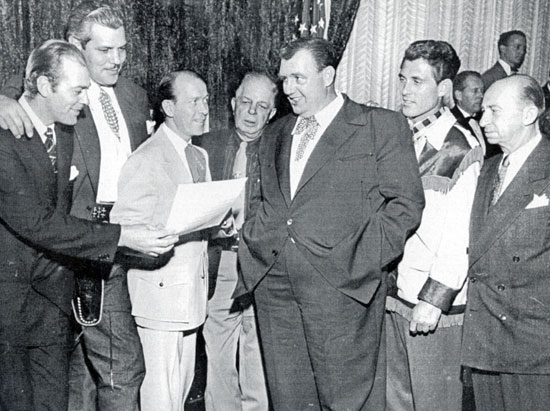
[0,3,152,409]
[110,70,210,411]
[462,74,550,411]
[196,72,276,411]
[236,37,425,411]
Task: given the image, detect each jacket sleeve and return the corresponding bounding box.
[1,73,24,99]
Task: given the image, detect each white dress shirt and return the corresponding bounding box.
[499,132,542,196]
[289,94,344,198]
[87,81,132,203]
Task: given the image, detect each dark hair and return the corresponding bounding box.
[453,70,482,92]
[153,70,205,123]
[401,40,461,83]
[516,74,545,112]
[280,37,337,71]
[24,39,87,97]
[65,1,124,47]
[498,30,526,49]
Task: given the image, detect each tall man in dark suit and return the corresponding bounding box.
[462,75,550,411]
[0,39,176,411]
[542,70,550,110]
[481,30,526,90]
[236,37,425,411]
[0,3,152,410]
[197,72,276,411]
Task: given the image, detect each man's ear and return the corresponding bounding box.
[36,75,52,98]
[522,104,539,126]
[68,35,83,51]
[437,78,452,98]
[161,99,174,118]
[322,65,336,88]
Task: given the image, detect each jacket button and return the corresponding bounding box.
[159,282,164,287]
[500,314,507,321]
[512,256,520,262]
[287,218,293,225]
[272,250,278,257]
[497,284,506,291]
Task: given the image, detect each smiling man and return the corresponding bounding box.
[385,40,483,411]
[0,2,152,410]
[236,37,424,411]
[195,72,277,411]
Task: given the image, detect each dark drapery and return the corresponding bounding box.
[0,0,360,129]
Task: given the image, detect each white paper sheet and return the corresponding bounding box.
[165,178,247,235]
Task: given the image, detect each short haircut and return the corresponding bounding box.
[65,1,124,47]
[154,70,205,121]
[516,74,545,112]
[235,72,278,105]
[453,70,482,92]
[498,30,526,49]
[280,37,337,72]
[24,39,87,97]
[401,40,461,83]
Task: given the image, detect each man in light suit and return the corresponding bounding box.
[110,70,210,411]
[0,3,151,409]
[0,40,176,411]
[462,74,550,411]
[236,37,425,411]
[482,30,526,90]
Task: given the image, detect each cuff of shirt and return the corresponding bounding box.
[418,277,459,313]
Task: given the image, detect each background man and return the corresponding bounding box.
[0,3,151,409]
[451,70,493,156]
[196,71,276,411]
[110,70,210,411]
[482,30,527,90]
[236,37,425,411]
[0,39,175,411]
[386,40,483,411]
[462,75,550,411]
[542,69,550,110]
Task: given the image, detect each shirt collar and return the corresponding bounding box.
[18,95,51,141]
[88,80,116,102]
[410,107,446,135]
[412,107,457,151]
[162,122,191,147]
[457,105,473,119]
[292,93,344,133]
[507,131,542,165]
[498,59,514,76]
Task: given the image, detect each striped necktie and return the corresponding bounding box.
[44,126,57,172]
[99,88,120,139]
[490,156,510,206]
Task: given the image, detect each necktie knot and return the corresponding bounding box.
[99,88,120,139]
[294,116,319,161]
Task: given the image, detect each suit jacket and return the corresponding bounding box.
[481,61,507,91]
[110,125,210,331]
[462,136,550,374]
[543,82,550,112]
[237,96,425,304]
[450,105,500,158]
[0,125,120,346]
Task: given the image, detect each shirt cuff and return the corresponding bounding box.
[418,277,459,313]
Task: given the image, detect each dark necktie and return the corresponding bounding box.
[294,116,319,161]
[44,126,57,172]
[490,156,510,206]
[99,88,120,139]
[185,144,207,183]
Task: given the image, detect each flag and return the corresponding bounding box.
[294,0,329,40]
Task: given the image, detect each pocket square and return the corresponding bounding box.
[526,193,549,209]
[70,165,79,181]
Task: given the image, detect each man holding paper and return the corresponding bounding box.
[110,70,214,411]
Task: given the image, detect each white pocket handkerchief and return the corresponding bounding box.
[525,193,549,209]
[70,165,79,181]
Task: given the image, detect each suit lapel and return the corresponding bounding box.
[470,138,550,265]
[274,118,294,207]
[55,125,73,209]
[114,83,146,150]
[74,107,101,197]
[294,98,360,197]
[157,129,193,184]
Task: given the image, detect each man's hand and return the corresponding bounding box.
[410,301,442,335]
[118,225,178,256]
[0,95,34,138]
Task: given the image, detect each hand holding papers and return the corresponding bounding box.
[165,178,247,236]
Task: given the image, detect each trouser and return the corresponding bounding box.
[203,250,268,411]
[68,267,145,411]
[138,327,198,411]
[253,241,386,411]
[471,369,550,411]
[0,341,70,411]
[385,309,463,411]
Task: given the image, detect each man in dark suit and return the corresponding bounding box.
[482,30,526,90]
[0,40,176,411]
[196,72,276,411]
[236,37,425,411]
[542,70,550,110]
[462,74,550,411]
[0,3,151,410]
